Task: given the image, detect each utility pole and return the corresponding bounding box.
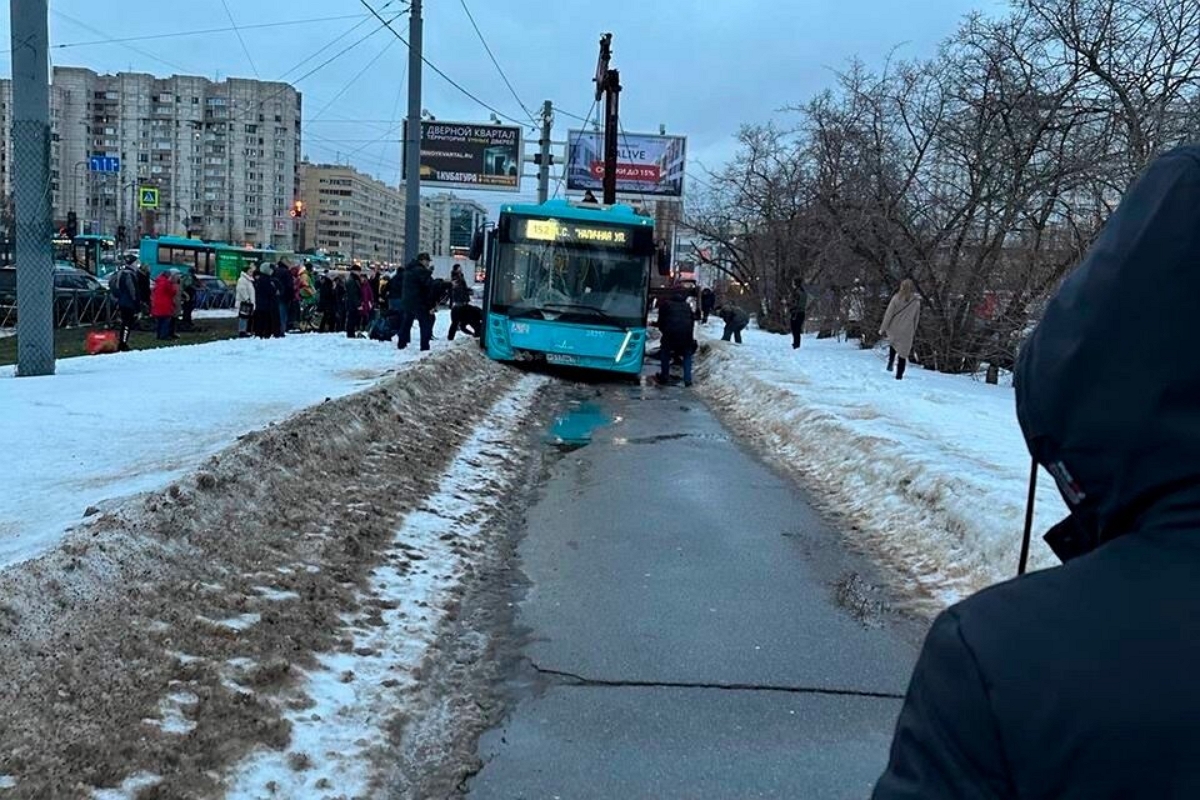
[536,100,553,204]
[403,0,423,265]
[11,0,54,376]
[594,33,621,206]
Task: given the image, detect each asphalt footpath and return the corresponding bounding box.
[467,378,921,799]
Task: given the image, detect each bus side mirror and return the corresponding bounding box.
[469,230,484,261]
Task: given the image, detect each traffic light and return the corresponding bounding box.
[66,211,78,239]
[117,224,127,244]
[290,200,305,218]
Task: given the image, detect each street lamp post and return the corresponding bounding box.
[72,160,87,225]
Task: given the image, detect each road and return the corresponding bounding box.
[466,379,922,799]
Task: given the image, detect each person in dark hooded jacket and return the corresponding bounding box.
[253,263,279,339]
[272,259,294,335]
[654,291,696,386]
[873,144,1200,799]
[399,253,435,350]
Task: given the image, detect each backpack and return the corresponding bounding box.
[108,270,122,295]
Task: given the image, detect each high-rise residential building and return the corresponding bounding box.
[0,66,302,248]
[421,192,488,256]
[298,163,434,263]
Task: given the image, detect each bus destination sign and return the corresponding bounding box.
[519,218,631,248]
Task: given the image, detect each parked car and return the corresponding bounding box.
[0,266,116,327]
[193,274,235,310]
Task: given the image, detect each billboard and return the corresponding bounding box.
[403,120,523,192]
[566,130,687,198]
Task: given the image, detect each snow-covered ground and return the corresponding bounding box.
[227,375,543,798]
[0,323,452,569]
[700,327,1067,608]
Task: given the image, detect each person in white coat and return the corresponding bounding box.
[235,265,257,338]
[880,279,921,380]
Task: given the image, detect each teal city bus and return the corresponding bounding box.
[481,199,656,376]
[51,234,118,277]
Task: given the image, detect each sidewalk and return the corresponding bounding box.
[698,327,1067,607]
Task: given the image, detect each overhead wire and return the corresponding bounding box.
[307,36,398,123]
[227,13,403,126]
[552,98,598,199]
[218,0,260,78]
[458,0,537,125]
[52,9,201,75]
[6,15,370,54]
[386,51,409,184]
[555,107,596,123]
[273,9,381,83]
[359,0,534,130]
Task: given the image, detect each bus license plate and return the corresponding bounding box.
[546,353,577,365]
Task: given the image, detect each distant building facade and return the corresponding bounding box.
[0,66,302,248]
[421,192,488,256]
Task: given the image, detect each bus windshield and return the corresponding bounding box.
[491,240,648,329]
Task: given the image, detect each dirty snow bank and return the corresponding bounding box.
[0,345,530,798]
[228,374,545,799]
[699,329,1066,609]
[0,324,451,569]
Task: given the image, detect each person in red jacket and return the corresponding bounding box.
[150,272,179,340]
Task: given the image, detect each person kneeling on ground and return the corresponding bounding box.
[654,290,696,387]
[717,305,749,344]
[448,303,482,341]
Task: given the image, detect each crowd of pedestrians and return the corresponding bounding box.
[229,252,482,350]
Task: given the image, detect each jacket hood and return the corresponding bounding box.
[1014,145,1200,562]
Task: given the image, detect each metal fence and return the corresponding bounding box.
[0,292,118,330]
[1,285,234,331]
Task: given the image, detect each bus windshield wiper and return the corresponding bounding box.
[541,303,625,328]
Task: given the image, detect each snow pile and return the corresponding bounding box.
[0,345,532,797]
[699,328,1067,608]
[0,325,452,569]
[227,375,543,798]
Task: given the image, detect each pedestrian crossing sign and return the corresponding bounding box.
[139,187,159,209]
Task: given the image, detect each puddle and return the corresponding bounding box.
[544,402,613,451]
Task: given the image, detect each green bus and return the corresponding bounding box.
[140,236,293,283]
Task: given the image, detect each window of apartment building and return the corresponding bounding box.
[244,124,257,133]
[192,97,199,104]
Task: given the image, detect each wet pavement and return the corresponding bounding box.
[467,378,921,799]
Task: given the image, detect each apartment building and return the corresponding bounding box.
[299,163,434,263]
[0,67,301,248]
[421,192,488,256]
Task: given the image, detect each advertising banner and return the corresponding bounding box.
[565,130,687,198]
[403,120,523,191]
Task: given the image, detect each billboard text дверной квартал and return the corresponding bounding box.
[404,121,523,191]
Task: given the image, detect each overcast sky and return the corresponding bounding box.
[3,0,1003,214]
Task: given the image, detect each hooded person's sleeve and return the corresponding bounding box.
[873,609,1014,800]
